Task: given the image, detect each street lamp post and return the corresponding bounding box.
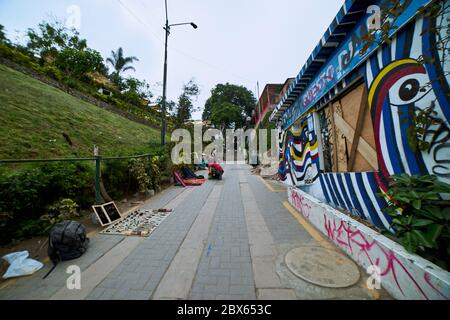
[161,0,197,146]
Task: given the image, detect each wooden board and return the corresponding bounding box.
[333,112,378,169]
[92,205,110,226]
[103,202,122,223]
[347,85,368,171]
[91,202,123,227]
[331,83,378,172]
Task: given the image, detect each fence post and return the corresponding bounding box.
[94,146,101,205]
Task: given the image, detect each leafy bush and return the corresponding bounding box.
[13,219,48,240]
[39,162,94,208]
[128,158,151,193]
[0,42,14,58]
[62,76,86,91]
[55,47,106,79]
[26,20,87,58]
[0,167,51,221]
[40,198,80,231]
[0,43,40,70]
[149,156,162,191]
[119,77,152,107]
[42,65,63,81]
[383,174,450,270]
[102,160,138,199]
[93,93,124,108]
[102,154,170,198]
[120,89,146,107]
[156,152,172,178]
[0,162,94,244]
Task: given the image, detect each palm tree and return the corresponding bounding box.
[106,47,139,84]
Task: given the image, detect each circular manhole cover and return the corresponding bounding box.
[285,246,360,288]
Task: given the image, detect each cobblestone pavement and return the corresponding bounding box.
[0,164,391,300]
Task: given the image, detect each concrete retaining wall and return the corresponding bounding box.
[288,187,450,300]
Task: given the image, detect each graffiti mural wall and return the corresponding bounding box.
[278,112,321,186]
[277,1,450,231]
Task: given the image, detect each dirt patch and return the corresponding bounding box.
[251,164,282,182]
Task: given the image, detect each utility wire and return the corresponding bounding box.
[116,0,255,84]
[116,0,165,45]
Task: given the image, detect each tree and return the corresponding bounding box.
[210,102,244,132]
[106,47,139,85]
[26,20,87,63]
[121,76,153,107]
[55,47,106,78]
[202,83,256,122]
[174,80,200,126]
[0,24,7,43]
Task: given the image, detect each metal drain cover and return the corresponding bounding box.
[285,246,360,288]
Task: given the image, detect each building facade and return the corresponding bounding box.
[270,0,449,231]
[252,83,284,127]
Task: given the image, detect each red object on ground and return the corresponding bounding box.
[183,178,206,186]
[208,163,223,172]
[173,171,187,187]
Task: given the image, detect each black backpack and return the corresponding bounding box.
[43,220,89,279]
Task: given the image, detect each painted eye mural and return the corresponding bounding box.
[368,58,429,193]
[366,14,450,195]
[388,73,430,107]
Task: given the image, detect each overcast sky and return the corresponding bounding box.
[0,0,344,119]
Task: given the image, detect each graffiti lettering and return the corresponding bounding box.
[303,65,335,108]
[322,213,448,300]
[291,192,312,218]
[419,107,450,178]
[338,23,369,72]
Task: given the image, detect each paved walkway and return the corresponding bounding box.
[0,164,391,300]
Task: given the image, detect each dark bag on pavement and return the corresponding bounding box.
[210,168,223,180]
[43,220,89,279]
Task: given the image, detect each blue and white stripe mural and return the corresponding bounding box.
[319,172,393,231]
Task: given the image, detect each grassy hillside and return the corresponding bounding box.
[0,64,159,160]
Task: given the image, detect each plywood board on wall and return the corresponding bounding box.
[331,83,378,172]
[333,112,378,170]
[339,83,377,171]
[332,100,349,172]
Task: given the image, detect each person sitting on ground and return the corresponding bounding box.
[198,153,208,170]
[181,166,204,179]
[208,162,224,180]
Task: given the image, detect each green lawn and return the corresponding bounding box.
[0,64,160,160]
